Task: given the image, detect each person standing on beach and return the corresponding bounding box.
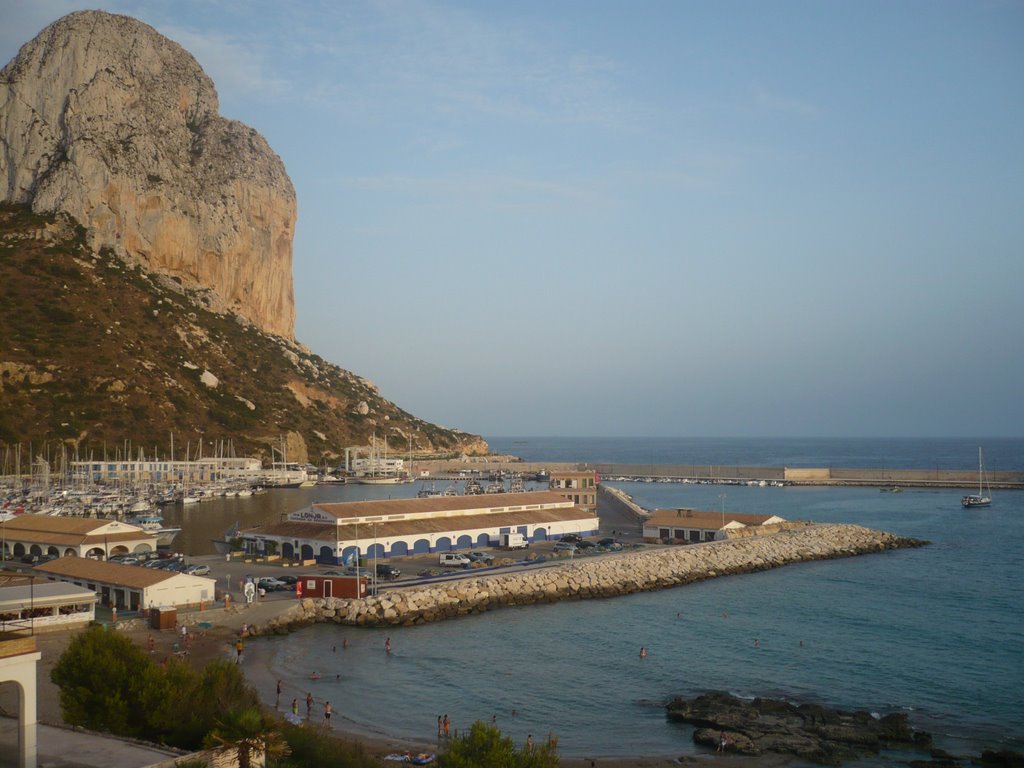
[526,734,534,753]
[306,692,314,717]
[276,679,282,708]
[717,731,727,753]
[437,715,443,738]
[235,639,244,663]
[324,701,332,728]
[291,698,298,716]
[443,714,450,738]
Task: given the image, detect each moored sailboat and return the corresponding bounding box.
[961,447,992,508]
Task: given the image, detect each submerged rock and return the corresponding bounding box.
[667,691,932,766]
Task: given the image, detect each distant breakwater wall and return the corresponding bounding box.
[248,524,926,634]
[417,460,1024,489]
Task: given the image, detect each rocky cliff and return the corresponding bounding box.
[0,10,296,337]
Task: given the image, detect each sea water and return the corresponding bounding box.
[254,438,1024,761]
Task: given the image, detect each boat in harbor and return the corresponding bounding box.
[417,482,442,498]
[961,447,992,508]
[125,513,181,546]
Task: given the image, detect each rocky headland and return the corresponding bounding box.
[1,10,295,337]
[245,523,926,632]
[0,10,488,459]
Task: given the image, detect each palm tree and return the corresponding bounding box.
[205,707,289,768]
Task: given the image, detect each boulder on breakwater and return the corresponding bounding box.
[246,524,926,635]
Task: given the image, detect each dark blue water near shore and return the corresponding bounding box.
[258,438,1024,763]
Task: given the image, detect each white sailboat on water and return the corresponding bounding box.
[961,446,992,508]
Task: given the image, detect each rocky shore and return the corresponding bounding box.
[245,523,926,634]
[667,691,931,765]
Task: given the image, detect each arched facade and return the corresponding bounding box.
[0,645,42,768]
[235,491,601,563]
[390,541,409,557]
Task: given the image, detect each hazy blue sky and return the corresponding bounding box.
[3,1,1022,438]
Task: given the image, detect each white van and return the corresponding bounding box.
[439,552,471,567]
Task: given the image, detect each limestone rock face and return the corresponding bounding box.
[0,10,296,337]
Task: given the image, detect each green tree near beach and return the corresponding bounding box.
[51,626,259,748]
[50,626,384,766]
[437,721,559,768]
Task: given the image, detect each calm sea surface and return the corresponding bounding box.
[191,438,1023,762]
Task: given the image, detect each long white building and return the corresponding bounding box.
[238,490,599,564]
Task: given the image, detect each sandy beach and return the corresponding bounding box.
[0,598,785,768]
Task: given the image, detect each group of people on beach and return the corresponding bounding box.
[436,714,450,739]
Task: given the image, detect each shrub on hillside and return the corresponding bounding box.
[437,721,559,768]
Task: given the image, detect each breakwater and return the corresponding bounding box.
[248,524,925,634]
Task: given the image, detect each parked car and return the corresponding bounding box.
[276,574,299,585]
[554,541,577,552]
[576,540,597,550]
[559,533,583,544]
[322,570,345,576]
[21,553,56,565]
[439,553,471,567]
[375,563,401,580]
[185,563,210,576]
[598,538,623,550]
[343,566,370,577]
[468,551,494,564]
[257,576,288,591]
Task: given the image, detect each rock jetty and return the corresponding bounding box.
[247,523,926,635]
[666,691,932,765]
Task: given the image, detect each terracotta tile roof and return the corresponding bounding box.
[0,514,156,546]
[311,490,570,520]
[34,557,179,589]
[3,529,154,547]
[2,515,113,533]
[646,509,776,528]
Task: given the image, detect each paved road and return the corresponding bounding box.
[0,718,179,768]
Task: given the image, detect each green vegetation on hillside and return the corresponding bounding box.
[0,203,483,462]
